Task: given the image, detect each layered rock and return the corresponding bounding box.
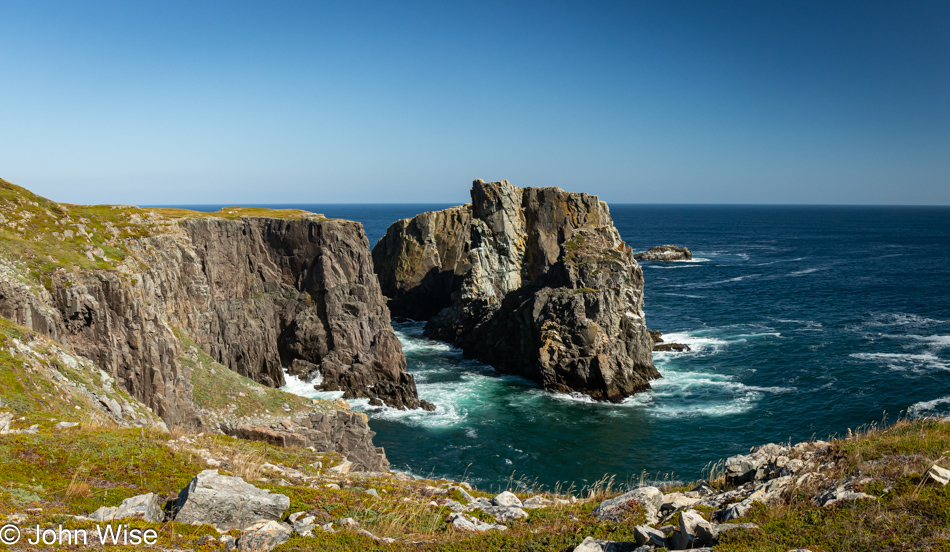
[634,244,692,261]
[0,180,425,430]
[223,409,390,472]
[373,179,659,402]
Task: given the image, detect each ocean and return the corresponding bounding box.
[176,203,950,492]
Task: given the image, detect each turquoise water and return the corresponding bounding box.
[186,203,950,491]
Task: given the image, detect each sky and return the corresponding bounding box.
[0,0,948,206]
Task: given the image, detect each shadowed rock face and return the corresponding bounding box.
[1,214,427,427]
[373,179,660,402]
[181,217,428,411]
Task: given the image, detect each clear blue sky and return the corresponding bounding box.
[1,1,947,205]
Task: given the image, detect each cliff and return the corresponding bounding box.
[0,178,427,436]
[373,179,659,402]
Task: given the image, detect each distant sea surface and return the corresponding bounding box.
[171,203,950,491]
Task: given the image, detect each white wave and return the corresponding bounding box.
[788,268,820,276]
[654,332,728,354]
[632,368,796,418]
[672,257,710,263]
[909,396,950,417]
[850,352,950,373]
[280,371,345,401]
[864,313,946,329]
[773,318,824,331]
[662,293,706,299]
[646,264,701,269]
[907,335,950,348]
[676,274,761,289]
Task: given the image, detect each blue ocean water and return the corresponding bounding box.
[176,203,950,491]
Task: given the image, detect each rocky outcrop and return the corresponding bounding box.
[649,330,691,353]
[634,245,692,261]
[174,469,290,531]
[373,179,659,402]
[88,493,165,523]
[179,217,426,411]
[0,188,426,425]
[223,409,390,472]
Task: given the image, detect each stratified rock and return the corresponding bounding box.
[634,245,692,261]
[223,410,389,472]
[182,217,424,410]
[0,183,428,425]
[174,470,290,531]
[374,179,659,402]
[88,493,165,523]
[237,520,292,551]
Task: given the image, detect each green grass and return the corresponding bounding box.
[716,418,950,552]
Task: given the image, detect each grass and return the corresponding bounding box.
[715,418,950,552]
[0,177,327,293]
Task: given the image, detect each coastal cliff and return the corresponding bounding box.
[0,179,426,434]
[373,179,659,402]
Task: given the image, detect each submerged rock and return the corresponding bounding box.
[373,179,659,402]
[634,245,692,261]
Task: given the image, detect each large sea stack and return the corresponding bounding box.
[373,179,660,402]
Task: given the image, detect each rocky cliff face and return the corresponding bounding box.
[0,180,426,434]
[373,179,659,402]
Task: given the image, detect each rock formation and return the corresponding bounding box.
[634,244,692,261]
[0,179,427,433]
[373,179,659,402]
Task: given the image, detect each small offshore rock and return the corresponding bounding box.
[634,244,692,261]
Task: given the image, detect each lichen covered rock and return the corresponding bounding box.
[373,179,659,402]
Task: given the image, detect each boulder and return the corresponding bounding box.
[634,245,692,261]
[572,536,643,551]
[492,491,523,508]
[925,464,950,486]
[237,520,292,551]
[593,486,663,524]
[88,493,164,523]
[633,524,667,547]
[448,512,507,532]
[174,470,290,531]
[671,509,714,549]
[523,495,553,509]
